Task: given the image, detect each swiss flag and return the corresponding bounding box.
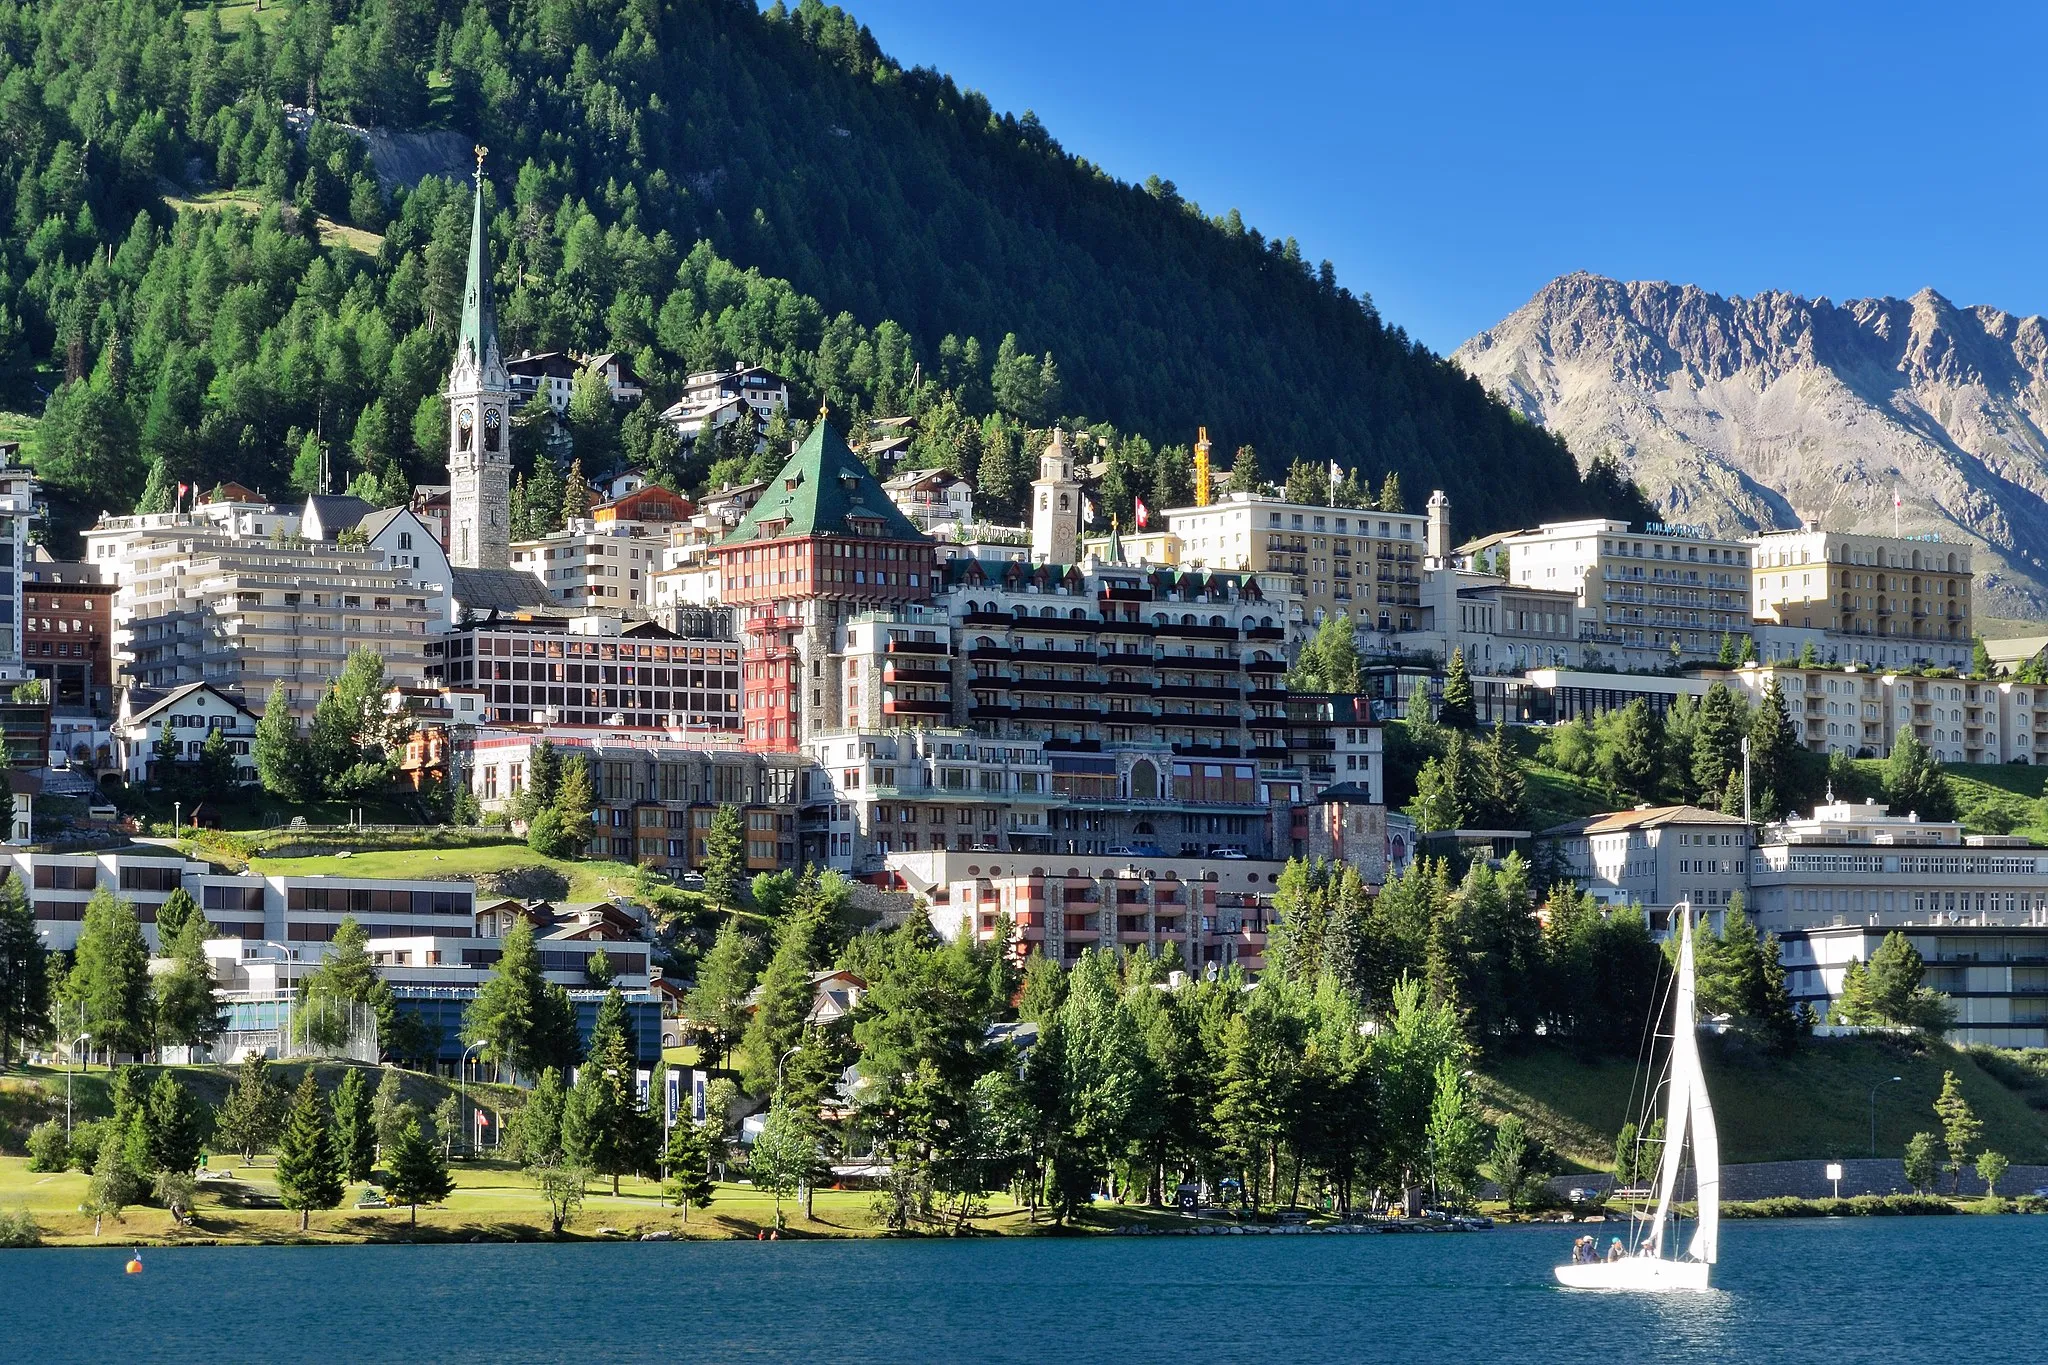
[1134,497,1150,530]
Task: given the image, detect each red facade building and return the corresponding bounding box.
[709,422,934,752]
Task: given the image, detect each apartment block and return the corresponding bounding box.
[511,521,667,609]
[82,522,436,712]
[1718,663,2048,765]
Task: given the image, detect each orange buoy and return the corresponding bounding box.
[125,1255,143,1275]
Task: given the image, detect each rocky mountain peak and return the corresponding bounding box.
[1454,274,2048,621]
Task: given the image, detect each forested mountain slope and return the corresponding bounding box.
[0,0,1644,547]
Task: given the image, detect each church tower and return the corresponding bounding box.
[447,148,511,570]
[1030,429,1081,565]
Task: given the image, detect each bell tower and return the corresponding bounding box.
[447,146,511,570]
[1030,429,1081,565]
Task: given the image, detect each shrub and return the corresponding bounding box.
[0,1208,42,1248]
[67,1119,110,1172]
[25,1120,68,1173]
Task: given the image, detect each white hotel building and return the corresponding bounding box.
[1500,518,1752,670]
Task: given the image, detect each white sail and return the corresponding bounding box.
[1643,911,1695,1259]
[1684,968,1720,1265]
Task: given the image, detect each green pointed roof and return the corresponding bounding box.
[1103,513,1125,565]
[457,175,499,372]
[724,421,929,546]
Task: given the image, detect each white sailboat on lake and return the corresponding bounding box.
[1554,907,1719,1293]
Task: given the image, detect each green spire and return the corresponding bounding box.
[457,149,498,372]
[1103,512,1124,565]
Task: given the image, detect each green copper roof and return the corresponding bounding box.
[724,421,929,545]
[458,176,499,371]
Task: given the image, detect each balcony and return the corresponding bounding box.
[1155,684,1241,701]
[883,664,949,684]
[1153,622,1239,641]
[886,638,949,656]
[884,698,951,717]
[1246,625,1285,641]
[967,645,1010,660]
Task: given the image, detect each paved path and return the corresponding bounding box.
[1542,1158,2046,1201]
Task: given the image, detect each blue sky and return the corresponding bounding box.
[837,0,2048,354]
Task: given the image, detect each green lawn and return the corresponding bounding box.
[1479,1037,2048,1170]
[0,409,36,462]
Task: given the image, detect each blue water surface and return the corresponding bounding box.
[1,1217,2037,1363]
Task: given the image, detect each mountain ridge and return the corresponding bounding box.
[1453,271,2048,620]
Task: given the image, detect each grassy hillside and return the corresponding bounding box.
[1477,1037,2048,1171]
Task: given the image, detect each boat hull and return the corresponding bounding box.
[1553,1257,1711,1293]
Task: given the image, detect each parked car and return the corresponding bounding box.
[1567,1187,1602,1205]
[1209,847,1248,860]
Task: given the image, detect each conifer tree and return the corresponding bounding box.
[515,1066,568,1168]
[154,916,224,1049]
[1377,471,1403,513]
[1689,683,1747,802]
[331,1067,376,1184]
[662,1119,716,1222]
[214,1055,287,1162]
[1609,697,1664,801]
[135,1071,204,1176]
[561,457,591,522]
[703,803,747,913]
[1227,444,1261,493]
[1883,728,1955,820]
[383,1118,452,1226]
[276,1072,344,1230]
[464,915,542,1078]
[563,988,654,1194]
[154,887,200,945]
[0,873,48,1067]
[1439,648,1476,730]
[253,680,309,801]
[1933,1070,1981,1194]
[65,889,153,1059]
[1747,676,1797,819]
[686,921,759,1071]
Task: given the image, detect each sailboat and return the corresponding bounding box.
[1554,907,1720,1292]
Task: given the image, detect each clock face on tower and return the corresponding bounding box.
[484,406,502,456]
[458,408,474,453]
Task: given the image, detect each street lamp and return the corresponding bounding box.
[65,1031,91,1136]
[1869,1075,1903,1156]
[460,1040,487,1158]
[775,1044,802,1096]
[263,941,296,1055]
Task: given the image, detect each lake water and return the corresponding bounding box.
[4,1216,2040,1362]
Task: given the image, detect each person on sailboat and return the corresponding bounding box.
[1606,1237,1625,1263]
